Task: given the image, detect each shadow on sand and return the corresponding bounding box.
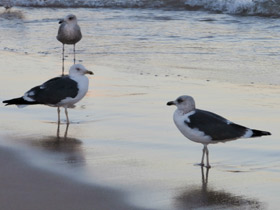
[175,167,265,209]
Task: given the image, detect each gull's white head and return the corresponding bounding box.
[59,14,78,25]
[167,95,196,113]
[69,64,93,76]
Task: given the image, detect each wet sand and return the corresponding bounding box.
[0,52,279,209]
[0,146,143,210]
[0,49,279,209]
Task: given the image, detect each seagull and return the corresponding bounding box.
[167,95,271,168]
[3,64,93,124]
[3,0,12,11]
[57,14,82,75]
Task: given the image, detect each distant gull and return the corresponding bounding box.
[167,95,271,168]
[3,64,93,124]
[3,0,12,11]
[57,14,82,75]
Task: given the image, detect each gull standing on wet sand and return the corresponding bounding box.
[57,14,82,75]
[167,95,271,168]
[3,64,93,124]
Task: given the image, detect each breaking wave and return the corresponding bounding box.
[2,0,280,17]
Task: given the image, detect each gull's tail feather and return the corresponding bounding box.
[3,97,38,107]
[251,129,271,137]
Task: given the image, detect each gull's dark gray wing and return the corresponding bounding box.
[185,109,247,141]
[26,76,79,105]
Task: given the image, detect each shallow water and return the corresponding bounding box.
[0,6,280,210]
[1,7,280,85]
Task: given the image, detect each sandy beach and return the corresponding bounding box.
[1,52,279,209]
[0,146,144,210]
[0,4,280,210]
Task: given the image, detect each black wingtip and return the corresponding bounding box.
[252,129,271,137]
[2,97,36,106]
[264,131,271,136]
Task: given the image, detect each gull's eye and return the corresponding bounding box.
[69,17,73,20]
[177,98,183,104]
[76,68,80,71]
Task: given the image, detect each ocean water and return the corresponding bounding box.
[3,0,280,17]
[1,1,280,85]
[0,2,280,210]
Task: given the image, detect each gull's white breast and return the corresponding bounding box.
[173,110,212,144]
[58,75,89,107]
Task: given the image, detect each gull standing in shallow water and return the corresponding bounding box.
[3,64,93,124]
[57,14,82,75]
[167,95,271,168]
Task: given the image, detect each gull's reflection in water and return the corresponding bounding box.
[28,122,85,166]
[175,167,264,209]
[57,121,70,139]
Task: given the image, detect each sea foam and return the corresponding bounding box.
[1,0,280,17]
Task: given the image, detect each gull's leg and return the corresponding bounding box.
[57,107,61,124]
[62,44,65,75]
[205,145,211,168]
[199,146,206,166]
[65,107,70,124]
[73,44,76,64]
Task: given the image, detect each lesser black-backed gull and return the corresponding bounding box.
[57,14,82,75]
[167,95,271,168]
[3,64,93,124]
